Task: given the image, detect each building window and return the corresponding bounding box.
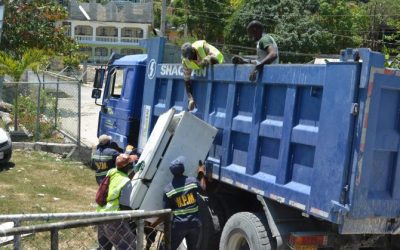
[75,25,92,36]
[80,47,92,57]
[97,26,118,37]
[95,47,108,57]
[121,48,143,55]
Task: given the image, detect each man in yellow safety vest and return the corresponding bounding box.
[96,154,138,250]
[181,41,224,111]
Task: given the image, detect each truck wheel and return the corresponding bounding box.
[219,212,273,250]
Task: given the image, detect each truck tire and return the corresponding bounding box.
[219,212,273,250]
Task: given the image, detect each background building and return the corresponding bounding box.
[63,0,153,63]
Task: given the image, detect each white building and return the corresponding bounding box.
[63,0,153,63]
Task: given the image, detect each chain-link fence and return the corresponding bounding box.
[0,210,171,250]
[0,72,81,145]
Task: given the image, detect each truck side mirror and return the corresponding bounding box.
[91,89,102,99]
[93,68,105,89]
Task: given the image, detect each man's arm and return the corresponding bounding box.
[256,45,277,69]
[249,42,278,82]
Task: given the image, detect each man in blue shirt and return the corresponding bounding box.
[163,156,206,250]
[91,134,122,184]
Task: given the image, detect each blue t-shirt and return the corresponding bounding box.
[163,176,201,225]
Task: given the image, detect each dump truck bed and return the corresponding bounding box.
[137,45,400,234]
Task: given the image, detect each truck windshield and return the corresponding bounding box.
[107,67,124,98]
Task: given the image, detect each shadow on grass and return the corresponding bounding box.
[0,162,16,172]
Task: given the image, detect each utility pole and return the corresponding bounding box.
[160,0,167,37]
[184,0,188,37]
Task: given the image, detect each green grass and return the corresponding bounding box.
[0,150,99,249]
[0,150,97,214]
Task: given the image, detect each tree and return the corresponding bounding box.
[223,0,365,62]
[360,0,400,68]
[168,0,231,43]
[224,0,321,62]
[0,50,48,131]
[314,0,364,54]
[0,0,77,59]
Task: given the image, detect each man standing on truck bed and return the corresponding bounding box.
[232,20,279,82]
[181,40,224,111]
[162,156,206,250]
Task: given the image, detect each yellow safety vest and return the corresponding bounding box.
[96,168,130,212]
[182,40,224,70]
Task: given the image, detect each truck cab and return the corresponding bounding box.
[92,54,147,149]
[92,38,165,150]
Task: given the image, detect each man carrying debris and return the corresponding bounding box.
[181,41,224,111]
[162,156,206,250]
[232,20,279,82]
[96,153,138,250]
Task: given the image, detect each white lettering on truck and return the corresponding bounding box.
[160,64,206,78]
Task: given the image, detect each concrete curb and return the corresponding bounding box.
[12,142,94,165]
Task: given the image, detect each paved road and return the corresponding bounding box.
[27,71,100,147]
[80,84,101,147]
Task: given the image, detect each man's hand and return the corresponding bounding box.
[199,58,210,67]
[197,160,206,179]
[255,62,264,71]
[249,69,258,82]
[125,145,135,154]
[232,55,246,64]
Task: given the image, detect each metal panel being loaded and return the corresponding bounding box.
[129,109,217,210]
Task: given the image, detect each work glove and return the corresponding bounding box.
[231,55,246,64]
[188,99,196,111]
[249,69,258,82]
[249,63,264,82]
[125,144,135,154]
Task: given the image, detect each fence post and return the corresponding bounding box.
[13,219,21,250]
[77,81,81,146]
[136,219,144,250]
[50,229,59,250]
[35,82,41,142]
[164,214,172,250]
[54,77,59,129]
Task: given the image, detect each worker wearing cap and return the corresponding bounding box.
[181,41,224,111]
[96,153,138,250]
[162,156,206,250]
[91,134,122,185]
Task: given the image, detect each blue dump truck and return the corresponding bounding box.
[92,37,400,249]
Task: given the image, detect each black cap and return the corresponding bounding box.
[169,156,186,176]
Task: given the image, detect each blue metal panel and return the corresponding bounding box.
[350,69,400,219]
[308,63,360,221]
